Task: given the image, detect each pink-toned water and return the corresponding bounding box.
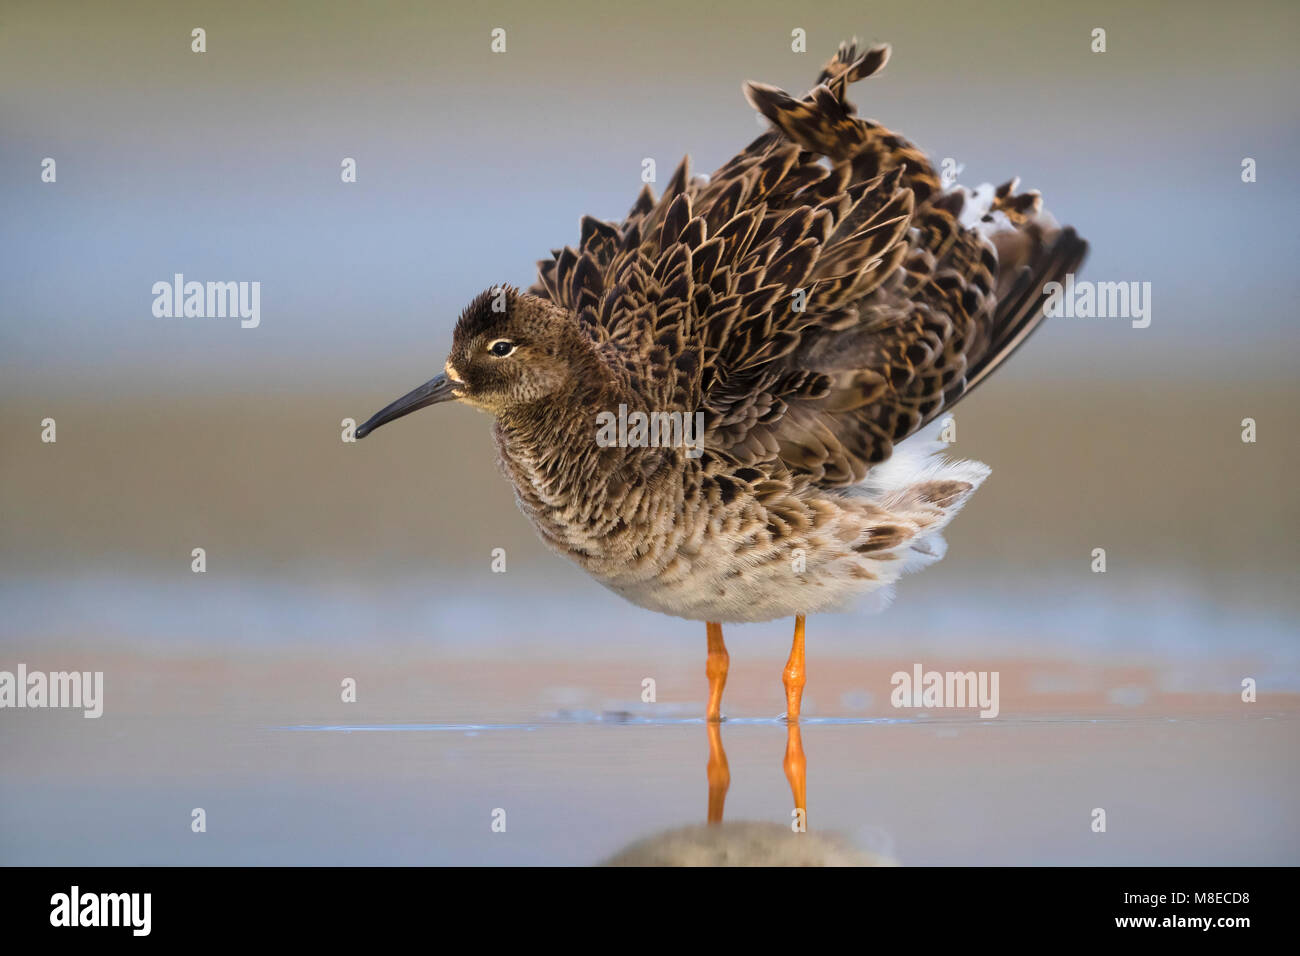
[3,619,1295,865]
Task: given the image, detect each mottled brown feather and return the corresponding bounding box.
[528,38,1087,489]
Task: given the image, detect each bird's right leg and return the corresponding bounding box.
[782,614,807,720]
[705,621,729,723]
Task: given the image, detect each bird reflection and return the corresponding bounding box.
[781,722,807,829]
[603,720,889,866]
[707,718,805,829]
[706,720,731,823]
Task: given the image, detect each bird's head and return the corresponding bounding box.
[356,286,583,438]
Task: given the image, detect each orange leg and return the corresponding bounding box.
[706,720,730,824]
[783,614,807,721]
[705,621,729,723]
[783,720,807,828]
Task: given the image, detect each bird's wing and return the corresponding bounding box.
[530,39,1087,486]
[526,153,719,413]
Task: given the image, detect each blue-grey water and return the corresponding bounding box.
[2,574,1297,865]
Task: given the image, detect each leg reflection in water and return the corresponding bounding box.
[705,718,807,828]
[603,721,888,865]
[706,720,730,824]
[783,721,807,830]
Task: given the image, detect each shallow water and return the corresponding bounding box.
[4,711,1295,865]
[2,582,1296,865]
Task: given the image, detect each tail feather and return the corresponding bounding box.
[960,223,1088,399]
[844,419,991,610]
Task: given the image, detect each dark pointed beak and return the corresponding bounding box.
[356,373,460,439]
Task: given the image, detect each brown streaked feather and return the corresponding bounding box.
[528,37,1087,487]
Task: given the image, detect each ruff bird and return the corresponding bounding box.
[357,38,1088,724]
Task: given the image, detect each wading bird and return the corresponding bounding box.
[357,38,1087,731]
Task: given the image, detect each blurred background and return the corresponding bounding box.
[2,0,1297,865]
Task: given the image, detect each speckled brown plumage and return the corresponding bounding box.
[529,42,1084,486]
[358,38,1087,697]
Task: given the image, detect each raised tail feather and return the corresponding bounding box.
[747,37,1089,436]
[528,34,1087,491]
[959,223,1088,402]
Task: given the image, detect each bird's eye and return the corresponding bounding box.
[488,339,516,357]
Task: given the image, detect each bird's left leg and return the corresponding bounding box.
[705,621,729,722]
[782,614,807,720]
[705,623,731,821]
